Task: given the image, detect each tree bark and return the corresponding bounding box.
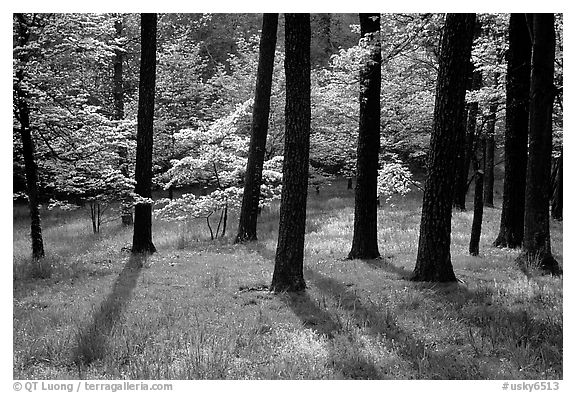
[14,14,45,260]
[413,13,476,282]
[131,13,157,255]
[113,16,134,227]
[483,102,498,207]
[453,105,469,210]
[517,13,560,275]
[235,14,278,243]
[347,13,381,260]
[470,145,485,256]
[550,154,562,220]
[493,14,531,248]
[271,14,311,292]
[454,70,482,210]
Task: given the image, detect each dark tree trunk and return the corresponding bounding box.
[493,14,531,248]
[347,13,381,260]
[17,98,46,260]
[453,105,469,210]
[454,70,482,210]
[14,14,45,260]
[113,17,133,227]
[550,154,562,220]
[518,13,560,275]
[469,145,485,256]
[483,103,498,207]
[270,14,311,293]
[131,13,157,255]
[235,14,278,243]
[413,13,476,282]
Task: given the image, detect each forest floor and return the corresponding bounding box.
[13,181,563,379]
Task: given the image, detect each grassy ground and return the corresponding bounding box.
[13,181,563,379]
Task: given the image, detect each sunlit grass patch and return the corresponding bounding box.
[13,181,562,380]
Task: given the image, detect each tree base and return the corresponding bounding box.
[234,232,258,244]
[270,277,306,293]
[131,242,156,255]
[411,263,458,282]
[493,231,522,249]
[347,249,380,260]
[516,251,562,276]
[410,273,458,283]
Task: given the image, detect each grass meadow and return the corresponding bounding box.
[13,180,563,379]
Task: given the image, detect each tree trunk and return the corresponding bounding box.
[271,14,311,293]
[470,145,485,256]
[483,103,497,207]
[131,13,157,255]
[235,14,278,243]
[222,204,228,237]
[347,13,381,260]
[518,13,560,275]
[17,99,46,260]
[113,16,133,227]
[453,105,469,210]
[550,154,562,220]
[493,14,531,248]
[454,70,482,210]
[14,14,45,260]
[413,13,476,282]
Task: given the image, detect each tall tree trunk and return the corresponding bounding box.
[453,105,469,210]
[518,13,560,275]
[470,144,485,256]
[235,14,278,243]
[347,13,381,260]
[17,97,46,260]
[113,16,133,226]
[483,102,498,207]
[550,153,562,220]
[14,14,45,260]
[454,70,482,210]
[131,13,157,255]
[270,14,311,293]
[413,13,476,282]
[493,14,531,248]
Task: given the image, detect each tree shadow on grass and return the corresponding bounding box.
[279,291,383,379]
[358,259,562,378]
[74,253,146,366]
[303,267,488,379]
[412,280,563,378]
[361,257,413,279]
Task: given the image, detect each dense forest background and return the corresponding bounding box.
[15,13,562,208]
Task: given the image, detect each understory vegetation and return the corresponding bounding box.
[13,181,563,379]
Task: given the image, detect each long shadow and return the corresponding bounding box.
[74,254,146,366]
[279,291,383,379]
[362,257,413,279]
[359,258,562,378]
[304,267,489,379]
[410,279,563,377]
